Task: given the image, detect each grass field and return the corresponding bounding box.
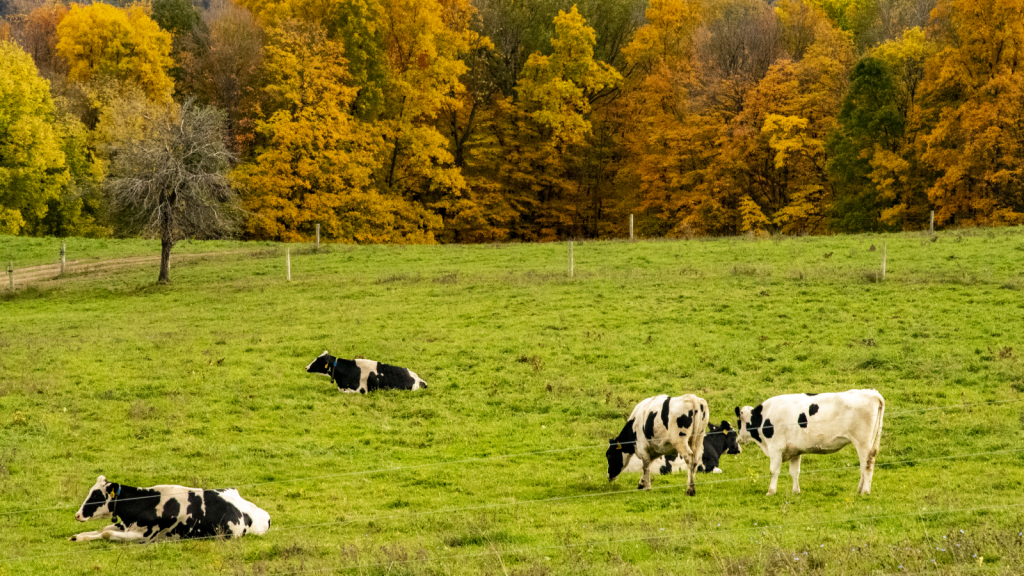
[1,228,1024,576]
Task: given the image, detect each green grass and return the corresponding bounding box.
[0,236,280,268]
[1,228,1024,575]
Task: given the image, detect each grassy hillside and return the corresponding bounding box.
[1,228,1024,575]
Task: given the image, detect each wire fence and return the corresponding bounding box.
[4,444,1023,565]
[2,398,1021,519]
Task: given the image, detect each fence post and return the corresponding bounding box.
[315,224,320,252]
[60,243,66,276]
[929,211,934,235]
[286,248,291,281]
[629,214,634,242]
[881,243,887,281]
[7,262,12,291]
[568,240,574,278]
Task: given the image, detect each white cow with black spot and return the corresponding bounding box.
[606,394,710,495]
[70,476,270,543]
[735,389,885,496]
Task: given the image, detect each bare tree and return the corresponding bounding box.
[105,98,237,283]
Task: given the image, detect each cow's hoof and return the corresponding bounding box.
[766,491,776,496]
[793,489,801,495]
[686,488,696,497]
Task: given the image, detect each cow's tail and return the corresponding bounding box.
[870,390,885,459]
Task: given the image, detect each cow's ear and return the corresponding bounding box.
[734,406,740,418]
[97,475,106,483]
[721,420,732,430]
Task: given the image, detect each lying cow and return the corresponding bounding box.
[624,420,741,475]
[607,394,709,495]
[70,475,270,542]
[735,389,885,496]
[305,351,427,393]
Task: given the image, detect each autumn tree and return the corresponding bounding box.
[105,98,237,283]
[916,0,1024,226]
[0,40,67,235]
[56,3,175,104]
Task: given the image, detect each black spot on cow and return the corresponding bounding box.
[748,405,764,443]
[805,393,818,396]
[643,412,657,439]
[660,397,671,429]
[798,413,808,428]
[243,513,252,527]
[762,418,774,439]
[659,457,677,475]
[809,403,819,416]
[676,409,693,430]
[79,488,109,519]
[374,363,419,390]
[359,389,365,394]
[606,418,637,480]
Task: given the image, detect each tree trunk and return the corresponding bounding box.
[159,211,174,284]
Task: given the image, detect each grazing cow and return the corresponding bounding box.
[305,351,427,393]
[70,476,270,543]
[606,394,709,495]
[735,389,885,496]
[624,420,741,475]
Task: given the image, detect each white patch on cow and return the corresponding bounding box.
[354,359,378,393]
[737,389,885,496]
[217,489,271,535]
[306,350,330,372]
[408,370,428,390]
[712,467,723,473]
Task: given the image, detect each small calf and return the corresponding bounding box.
[606,394,709,495]
[306,351,427,393]
[70,476,270,543]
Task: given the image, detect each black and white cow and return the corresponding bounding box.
[70,476,270,543]
[306,351,427,393]
[735,389,885,496]
[624,420,741,476]
[606,394,709,495]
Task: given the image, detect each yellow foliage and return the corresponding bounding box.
[56,3,175,103]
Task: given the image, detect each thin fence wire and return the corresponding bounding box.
[2,398,1021,519]
[267,500,1024,576]
[3,446,1022,565]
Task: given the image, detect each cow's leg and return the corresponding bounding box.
[672,439,697,496]
[69,529,109,542]
[789,455,802,494]
[767,452,782,496]
[854,440,875,495]
[638,457,652,490]
[100,528,148,543]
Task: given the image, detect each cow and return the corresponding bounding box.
[606,394,709,495]
[70,475,270,543]
[624,420,741,475]
[735,389,885,496]
[305,351,427,393]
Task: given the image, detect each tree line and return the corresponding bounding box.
[0,0,1021,245]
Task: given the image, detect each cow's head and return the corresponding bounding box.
[306,351,334,377]
[606,439,632,482]
[735,406,758,445]
[74,476,119,522]
[719,420,742,454]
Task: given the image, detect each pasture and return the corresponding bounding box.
[1,228,1024,575]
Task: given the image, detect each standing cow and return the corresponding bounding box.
[624,420,741,475]
[70,476,270,542]
[735,389,885,496]
[306,351,427,393]
[606,394,710,495]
